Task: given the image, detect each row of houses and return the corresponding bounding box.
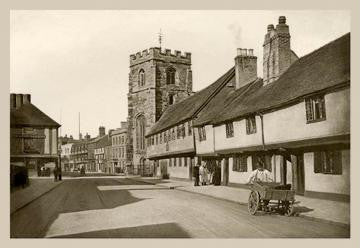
[60,122,129,174]
[144,16,350,201]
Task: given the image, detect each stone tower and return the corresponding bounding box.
[127,47,193,175]
[263,16,298,85]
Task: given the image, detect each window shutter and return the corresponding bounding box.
[314,151,322,173]
[305,98,313,122]
[232,157,236,171]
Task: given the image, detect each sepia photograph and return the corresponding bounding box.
[9,9,351,239]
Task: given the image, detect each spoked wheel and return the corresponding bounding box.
[248,191,260,215]
[284,201,294,216]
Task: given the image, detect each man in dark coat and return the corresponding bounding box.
[193,164,200,186]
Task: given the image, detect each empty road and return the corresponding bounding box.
[11,177,350,238]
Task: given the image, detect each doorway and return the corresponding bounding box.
[291,153,305,195]
[222,158,229,185]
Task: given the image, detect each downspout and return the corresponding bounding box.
[258,113,266,151]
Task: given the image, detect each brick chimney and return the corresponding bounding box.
[263,16,292,85]
[234,48,257,89]
[99,126,106,137]
[10,93,31,109]
[120,121,128,129]
[15,94,23,109]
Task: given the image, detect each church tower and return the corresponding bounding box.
[127,47,193,175]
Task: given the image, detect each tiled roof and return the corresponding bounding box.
[212,32,350,125]
[193,78,263,127]
[10,103,60,128]
[146,67,235,136]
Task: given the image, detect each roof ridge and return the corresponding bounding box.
[293,32,349,63]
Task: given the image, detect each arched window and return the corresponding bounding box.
[139,69,145,86]
[166,67,176,85]
[136,115,146,151]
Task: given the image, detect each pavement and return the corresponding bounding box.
[11,177,349,238]
[11,178,64,214]
[128,176,350,226]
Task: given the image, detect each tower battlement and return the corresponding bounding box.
[130,47,191,66]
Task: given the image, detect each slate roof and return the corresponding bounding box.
[146,67,235,136]
[211,32,350,125]
[10,103,60,128]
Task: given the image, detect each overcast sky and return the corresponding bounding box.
[10,10,350,138]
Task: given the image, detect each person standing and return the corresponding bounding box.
[53,166,58,182]
[193,164,200,186]
[199,162,205,185]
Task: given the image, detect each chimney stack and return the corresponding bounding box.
[234,48,258,89]
[120,121,128,129]
[15,94,23,109]
[263,16,293,85]
[23,94,31,104]
[10,94,15,110]
[99,126,106,137]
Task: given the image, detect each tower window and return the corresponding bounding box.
[166,67,176,85]
[139,69,145,87]
[136,115,146,151]
[169,95,174,105]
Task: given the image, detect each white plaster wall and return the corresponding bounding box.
[229,155,287,184]
[304,150,350,195]
[44,128,50,154]
[52,128,57,155]
[147,134,194,157]
[167,157,190,179]
[196,125,215,155]
[214,117,263,152]
[264,89,350,144]
[229,156,253,184]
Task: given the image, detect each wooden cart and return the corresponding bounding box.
[248,181,295,216]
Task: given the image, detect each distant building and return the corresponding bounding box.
[110,122,128,173]
[60,143,73,171]
[70,141,88,171]
[94,134,111,173]
[87,126,107,172]
[10,93,61,177]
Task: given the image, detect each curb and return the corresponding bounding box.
[128,177,350,228]
[11,180,64,215]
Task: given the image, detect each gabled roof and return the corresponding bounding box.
[146,67,235,136]
[10,103,60,128]
[212,32,350,125]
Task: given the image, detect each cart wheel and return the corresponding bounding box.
[285,202,294,216]
[248,191,260,215]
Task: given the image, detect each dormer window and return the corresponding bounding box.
[166,67,176,85]
[139,69,145,87]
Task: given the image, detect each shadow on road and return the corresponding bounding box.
[50,222,191,238]
[11,178,160,238]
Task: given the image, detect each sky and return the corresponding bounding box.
[10,10,350,138]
